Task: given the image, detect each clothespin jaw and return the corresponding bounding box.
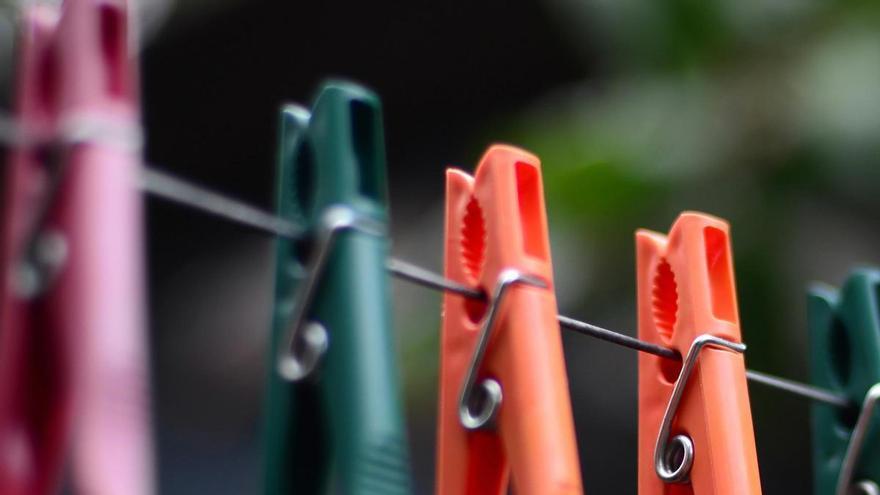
[55,0,138,114]
[0,1,152,494]
[809,270,880,495]
[0,10,67,495]
[264,81,411,495]
[437,145,582,495]
[636,212,762,495]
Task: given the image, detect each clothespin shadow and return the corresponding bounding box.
[809,269,880,495]
[636,212,762,494]
[436,145,583,494]
[263,81,412,494]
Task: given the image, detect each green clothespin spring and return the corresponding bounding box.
[810,269,880,495]
[262,81,412,495]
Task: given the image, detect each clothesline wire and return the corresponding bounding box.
[0,111,853,410]
[140,166,852,409]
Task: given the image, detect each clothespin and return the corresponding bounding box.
[636,212,762,494]
[436,145,583,494]
[263,81,412,494]
[0,0,152,494]
[809,269,880,495]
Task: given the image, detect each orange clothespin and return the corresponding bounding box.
[636,212,761,494]
[436,145,583,495]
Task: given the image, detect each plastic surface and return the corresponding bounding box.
[0,1,153,494]
[636,212,761,495]
[436,145,583,495]
[263,82,412,494]
[809,270,880,494]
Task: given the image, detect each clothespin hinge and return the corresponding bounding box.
[276,204,386,382]
[654,334,746,483]
[836,383,880,495]
[457,268,547,431]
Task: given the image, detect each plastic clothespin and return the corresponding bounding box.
[0,1,152,494]
[809,270,880,495]
[263,81,412,494]
[636,212,762,494]
[436,145,583,495]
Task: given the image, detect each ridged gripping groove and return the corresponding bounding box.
[460,195,488,324]
[352,435,411,495]
[461,195,486,284]
[652,258,678,342]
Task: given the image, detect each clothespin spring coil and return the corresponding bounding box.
[276,205,386,382]
[654,334,746,483]
[836,383,880,495]
[457,269,546,430]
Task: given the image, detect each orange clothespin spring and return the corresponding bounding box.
[436,145,583,495]
[636,212,762,494]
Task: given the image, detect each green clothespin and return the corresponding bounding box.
[263,81,412,495]
[810,269,880,495]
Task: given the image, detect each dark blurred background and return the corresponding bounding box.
[4,0,880,493]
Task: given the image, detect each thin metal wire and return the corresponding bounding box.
[4,109,838,414]
[558,315,680,360]
[746,369,850,409]
[835,383,880,495]
[0,116,60,259]
[136,166,851,409]
[387,257,484,300]
[276,206,386,382]
[14,144,71,297]
[0,111,75,296]
[3,111,145,298]
[140,167,304,239]
[0,46,857,413]
[655,335,746,483]
[458,270,546,430]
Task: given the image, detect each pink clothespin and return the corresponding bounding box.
[0,1,153,493]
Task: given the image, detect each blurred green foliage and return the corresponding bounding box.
[483,4,880,489]
[399,0,880,403]
[489,0,880,368]
[386,2,880,491]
